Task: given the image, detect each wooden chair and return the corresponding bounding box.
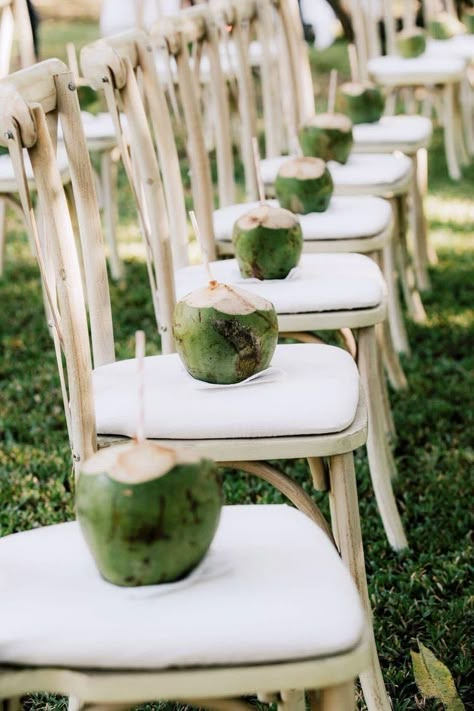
[422,0,474,158]
[81,27,409,556]
[351,0,468,180]
[223,0,429,321]
[1,58,391,710]
[274,0,436,292]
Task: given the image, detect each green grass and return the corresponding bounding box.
[1,23,474,711]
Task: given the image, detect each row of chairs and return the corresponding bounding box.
[1,0,469,709]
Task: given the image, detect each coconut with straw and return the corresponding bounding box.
[298,70,354,164]
[76,331,221,586]
[396,28,427,58]
[232,138,303,279]
[338,45,385,124]
[275,155,334,214]
[429,12,464,39]
[173,212,279,384]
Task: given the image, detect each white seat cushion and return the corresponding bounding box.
[260,153,412,194]
[176,253,385,314]
[368,53,466,86]
[213,197,392,242]
[0,146,70,191]
[427,35,474,61]
[93,344,360,439]
[353,115,432,152]
[0,505,364,669]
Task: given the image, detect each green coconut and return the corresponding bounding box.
[275,157,333,214]
[396,28,427,58]
[338,82,385,124]
[76,440,221,587]
[232,204,303,280]
[429,13,463,39]
[463,9,474,33]
[299,112,353,164]
[173,282,278,384]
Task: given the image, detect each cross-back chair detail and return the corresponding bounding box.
[0,60,115,464]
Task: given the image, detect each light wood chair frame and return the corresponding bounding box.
[1,58,391,710]
[253,0,431,314]
[174,1,427,350]
[350,0,469,181]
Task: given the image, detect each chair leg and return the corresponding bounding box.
[381,219,410,355]
[442,83,461,181]
[415,147,437,266]
[377,319,408,392]
[278,690,306,711]
[375,328,396,442]
[409,157,430,292]
[100,149,124,282]
[358,328,407,550]
[453,82,470,168]
[327,452,392,711]
[460,77,474,157]
[394,196,427,323]
[0,198,6,277]
[317,683,355,711]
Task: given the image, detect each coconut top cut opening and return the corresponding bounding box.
[81,441,203,483]
[302,112,352,132]
[182,282,274,315]
[236,203,300,231]
[341,81,377,96]
[278,156,327,180]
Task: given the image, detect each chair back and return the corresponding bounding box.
[0,59,116,464]
[0,0,36,78]
[350,0,424,65]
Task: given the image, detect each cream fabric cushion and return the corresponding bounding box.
[213,197,392,242]
[93,344,360,439]
[368,53,465,85]
[176,253,385,314]
[427,36,474,60]
[260,153,412,193]
[0,146,70,189]
[0,505,364,669]
[353,115,432,152]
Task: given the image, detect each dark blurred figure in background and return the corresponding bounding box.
[26,0,39,58]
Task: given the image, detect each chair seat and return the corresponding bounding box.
[368,53,466,86]
[213,196,392,243]
[176,253,386,315]
[427,35,474,61]
[92,344,360,440]
[0,505,364,669]
[352,115,432,153]
[260,153,413,195]
[0,146,70,193]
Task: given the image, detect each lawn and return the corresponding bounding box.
[0,22,473,711]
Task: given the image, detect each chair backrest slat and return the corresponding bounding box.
[0,0,36,78]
